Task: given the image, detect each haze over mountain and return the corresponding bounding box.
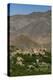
[9,10,51,50]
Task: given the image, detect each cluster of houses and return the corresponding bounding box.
[10,48,48,68]
[11,47,47,56]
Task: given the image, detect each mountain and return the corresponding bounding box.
[9,11,51,50]
[12,35,40,49]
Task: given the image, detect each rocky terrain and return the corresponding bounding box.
[9,10,51,51]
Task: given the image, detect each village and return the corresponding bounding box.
[11,47,47,56]
[10,47,51,76]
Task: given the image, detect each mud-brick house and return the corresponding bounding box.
[16,49,22,54]
[38,48,46,55]
[33,48,39,55]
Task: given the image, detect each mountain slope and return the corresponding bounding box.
[9,11,51,50]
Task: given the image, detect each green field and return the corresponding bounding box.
[9,48,51,76]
